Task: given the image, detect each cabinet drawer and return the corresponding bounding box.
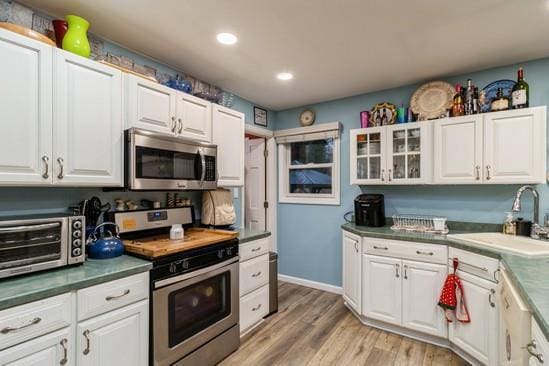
[449,247,499,282]
[240,284,269,333]
[240,254,269,296]
[0,293,72,351]
[239,237,270,262]
[531,318,549,365]
[77,272,149,321]
[364,238,447,264]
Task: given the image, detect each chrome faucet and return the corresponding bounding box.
[511,185,546,239]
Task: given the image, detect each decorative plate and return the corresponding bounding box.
[410,81,454,120]
[480,79,515,113]
[299,109,315,126]
[370,102,397,126]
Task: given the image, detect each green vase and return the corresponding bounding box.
[62,15,91,58]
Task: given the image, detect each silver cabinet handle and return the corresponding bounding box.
[178,118,183,134]
[526,340,545,363]
[486,165,491,180]
[105,289,130,301]
[354,240,359,253]
[416,250,434,256]
[381,169,385,182]
[252,271,262,278]
[251,247,262,252]
[488,288,496,308]
[373,245,388,250]
[199,149,206,186]
[0,317,41,334]
[395,263,400,278]
[60,338,68,365]
[83,330,91,355]
[57,157,64,179]
[475,165,481,181]
[42,155,49,179]
[403,265,408,279]
[171,116,176,132]
[252,303,262,312]
[388,169,393,182]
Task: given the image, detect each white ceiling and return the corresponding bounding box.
[20,0,549,110]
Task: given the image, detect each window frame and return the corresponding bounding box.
[278,136,340,205]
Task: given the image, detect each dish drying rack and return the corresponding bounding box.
[391,215,449,235]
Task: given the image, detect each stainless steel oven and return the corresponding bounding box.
[152,256,239,366]
[0,214,85,279]
[125,128,218,191]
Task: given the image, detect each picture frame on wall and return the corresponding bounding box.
[254,106,268,127]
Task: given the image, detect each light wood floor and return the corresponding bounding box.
[221,281,468,366]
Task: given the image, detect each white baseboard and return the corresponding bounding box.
[278,274,342,294]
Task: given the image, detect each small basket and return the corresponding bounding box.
[391,214,448,235]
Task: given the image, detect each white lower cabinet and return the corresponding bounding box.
[529,319,549,366]
[0,328,72,366]
[342,231,361,314]
[76,300,148,366]
[449,270,499,366]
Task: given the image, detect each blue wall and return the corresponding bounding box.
[275,57,549,287]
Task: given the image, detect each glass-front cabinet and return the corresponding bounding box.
[350,122,431,185]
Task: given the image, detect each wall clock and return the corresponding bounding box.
[299,109,315,126]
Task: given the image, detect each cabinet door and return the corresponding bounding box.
[53,50,123,186]
[342,231,361,314]
[77,300,148,366]
[126,74,176,134]
[449,271,498,366]
[0,29,53,185]
[362,254,401,325]
[350,127,386,185]
[433,115,483,184]
[402,260,448,337]
[176,92,212,142]
[483,107,546,184]
[386,122,431,184]
[0,328,72,366]
[212,105,245,186]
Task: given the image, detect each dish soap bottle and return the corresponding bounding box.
[503,212,516,235]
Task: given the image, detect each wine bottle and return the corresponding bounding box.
[465,79,474,115]
[451,84,465,117]
[512,67,529,109]
[491,87,510,111]
[472,87,480,114]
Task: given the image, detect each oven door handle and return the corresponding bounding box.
[199,149,206,186]
[0,222,60,234]
[154,257,239,289]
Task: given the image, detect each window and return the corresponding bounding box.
[276,123,341,205]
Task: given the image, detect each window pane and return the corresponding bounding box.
[289,167,332,194]
[290,139,333,165]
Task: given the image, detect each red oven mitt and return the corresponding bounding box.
[438,258,471,323]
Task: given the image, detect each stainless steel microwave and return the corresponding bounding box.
[125,128,218,191]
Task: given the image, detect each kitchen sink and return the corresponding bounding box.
[448,232,549,257]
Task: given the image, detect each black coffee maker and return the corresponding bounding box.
[354,194,385,227]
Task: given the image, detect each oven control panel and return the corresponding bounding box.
[68,216,85,264]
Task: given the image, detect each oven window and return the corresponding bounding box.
[0,222,62,269]
[168,272,231,347]
[135,146,200,180]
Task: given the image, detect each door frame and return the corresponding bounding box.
[244,124,277,252]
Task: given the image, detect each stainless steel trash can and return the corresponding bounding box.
[267,251,278,316]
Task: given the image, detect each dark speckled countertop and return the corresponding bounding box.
[233,228,271,244]
[342,222,549,341]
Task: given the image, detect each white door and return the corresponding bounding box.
[386,122,431,184]
[0,29,53,185]
[342,231,361,314]
[350,127,387,185]
[483,107,546,184]
[53,49,123,186]
[0,328,72,366]
[449,271,499,366]
[176,92,212,142]
[77,300,148,366]
[126,74,176,134]
[362,254,402,325]
[245,138,266,231]
[433,115,483,184]
[402,260,448,337]
[212,105,245,186]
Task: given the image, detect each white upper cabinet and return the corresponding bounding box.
[433,115,483,184]
[0,29,53,185]
[483,107,546,184]
[350,127,386,185]
[126,75,176,134]
[176,92,212,142]
[53,49,123,186]
[342,231,361,314]
[212,104,245,186]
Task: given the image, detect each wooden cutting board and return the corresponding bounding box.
[123,228,238,258]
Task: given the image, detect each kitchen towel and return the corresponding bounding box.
[438,258,471,323]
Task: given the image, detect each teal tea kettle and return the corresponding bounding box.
[87,222,125,260]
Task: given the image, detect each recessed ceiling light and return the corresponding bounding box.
[216,32,237,45]
[276,72,293,81]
